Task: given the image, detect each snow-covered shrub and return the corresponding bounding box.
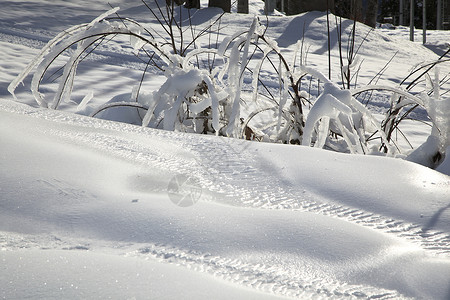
[7,3,268,138]
[7,2,449,169]
[7,3,231,135]
[4,2,366,148]
[405,69,450,168]
[140,67,227,133]
[303,82,378,154]
[351,51,450,163]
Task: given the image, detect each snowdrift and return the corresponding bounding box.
[1,99,450,299]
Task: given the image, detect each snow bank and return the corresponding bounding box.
[1,99,450,299]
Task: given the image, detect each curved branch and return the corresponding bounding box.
[240,105,279,139]
[351,85,425,107]
[90,101,149,118]
[31,27,174,107]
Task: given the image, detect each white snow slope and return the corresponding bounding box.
[1,1,450,299]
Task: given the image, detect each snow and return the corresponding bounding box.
[3,249,284,300]
[1,1,450,299]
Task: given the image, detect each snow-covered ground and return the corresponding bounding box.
[1,1,450,299]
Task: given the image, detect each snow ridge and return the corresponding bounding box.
[130,243,405,299]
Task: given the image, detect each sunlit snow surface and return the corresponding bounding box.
[1,1,450,299]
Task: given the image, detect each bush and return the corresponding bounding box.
[8,1,450,169]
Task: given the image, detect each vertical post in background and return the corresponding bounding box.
[265,0,276,14]
[364,0,378,28]
[327,0,331,80]
[184,0,200,9]
[437,0,442,30]
[423,0,426,44]
[237,0,248,13]
[410,0,415,41]
[400,0,404,25]
[208,0,231,12]
[286,0,301,15]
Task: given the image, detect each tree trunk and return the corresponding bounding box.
[300,0,334,13]
[335,0,362,20]
[166,0,183,5]
[208,0,231,12]
[364,0,378,28]
[286,0,301,15]
[265,0,276,14]
[351,0,363,21]
[238,0,249,13]
[184,0,200,9]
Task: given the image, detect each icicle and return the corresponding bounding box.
[277,60,288,134]
[129,24,146,55]
[291,40,301,69]
[50,37,98,109]
[142,95,158,127]
[315,116,330,149]
[434,66,440,101]
[163,96,183,131]
[203,76,222,134]
[251,46,271,103]
[226,18,258,137]
[77,90,94,112]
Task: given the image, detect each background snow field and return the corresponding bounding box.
[1,0,450,299]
